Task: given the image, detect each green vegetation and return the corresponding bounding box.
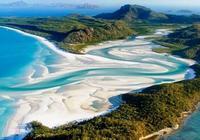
[95,4,168,22]
[1,4,198,54]
[22,17,200,140]
[0,16,182,53]
[24,74,200,140]
[0,16,133,53]
[0,4,199,140]
[154,24,200,62]
[24,64,200,140]
[1,4,197,53]
[128,22,181,35]
[95,4,200,24]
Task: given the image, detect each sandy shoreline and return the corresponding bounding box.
[0,26,196,139]
[140,103,200,140]
[0,26,76,59]
[139,125,179,140]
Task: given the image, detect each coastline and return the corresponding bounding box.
[0,26,143,137]
[140,102,200,140]
[0,26,75,59]
[139,113,189,140]
[0,26,196,139]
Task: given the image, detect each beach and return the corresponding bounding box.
[0,27,196,139]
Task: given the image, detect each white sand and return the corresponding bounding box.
[5,76,156,136]
[1,26,196,138]
[139,125,179,140]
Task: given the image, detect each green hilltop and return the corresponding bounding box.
[95,4,200,24]
[95,4,168,21]
[154,24,200,62]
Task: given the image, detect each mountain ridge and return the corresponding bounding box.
[0,1,99,9]
[95,4,168,21]
[95,4,200,23]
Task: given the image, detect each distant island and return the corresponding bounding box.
[0,1,100,9]
[77,3,99,9]
[177,9,193,14]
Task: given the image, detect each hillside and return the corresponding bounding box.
[154,24,200,62]
[95,4,168,22]
[95,4,200,24]
[0,16,133,53]
[168,24,200,46]
[1,4,199,53]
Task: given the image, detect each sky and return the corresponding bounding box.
[1,0,200,8]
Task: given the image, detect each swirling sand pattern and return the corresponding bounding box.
[0,27,195,138]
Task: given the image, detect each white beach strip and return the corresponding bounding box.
[0,26,77,60]
[173,56,196,66]
[84,39,151,53]
[139,125,179,140]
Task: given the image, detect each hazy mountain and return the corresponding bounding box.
[177,9,193,14]
[95,4,168,21]
[0,0,28,8]
[0,1,99,9]
[95,4,200,24]
[77,3,99,9]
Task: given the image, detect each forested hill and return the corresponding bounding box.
[168,24,200,46]
[95,4,168,21]
[0,15,133,53]
[154,24,200,62]
[95,4,200,23]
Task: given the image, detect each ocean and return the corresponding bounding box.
[0,6,199,18]
[0,7,117,17]
[0,27,65,137]
[166,109,200,140]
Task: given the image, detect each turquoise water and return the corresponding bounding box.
[0,28,39,136]
[0,27,65,137]
[0,27,195,139]
[166,109,200,140]
[0,29,37,78]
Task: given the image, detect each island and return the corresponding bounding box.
[0,4,200,140]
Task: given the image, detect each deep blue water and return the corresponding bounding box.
[0,7,117,17]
